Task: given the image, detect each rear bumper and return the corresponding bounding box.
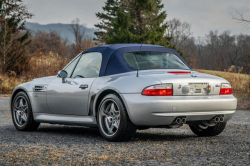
[120,94,237,126]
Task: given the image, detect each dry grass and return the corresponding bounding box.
[0,52,70,94]
[26,52,70,78]
[0,75,28,94]
[197,69,250,109]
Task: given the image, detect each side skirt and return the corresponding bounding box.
[33,113,97,126]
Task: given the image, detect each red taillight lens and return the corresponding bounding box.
[220,88,232,95]
[142,89,173,96]
[220,83,232,95]
[142,84,173,96]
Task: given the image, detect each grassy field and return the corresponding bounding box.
[196,69,250,109]
[0,69,249,109]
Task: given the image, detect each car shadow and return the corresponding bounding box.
[133,131,196,142]
[36,125,101,137]
[35,125,196,142]
[1,124,197,143]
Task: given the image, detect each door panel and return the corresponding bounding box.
[46,77,97,116]
[47,52,102,116]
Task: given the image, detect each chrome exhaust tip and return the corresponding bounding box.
[176,118,182,124]
[203,116,222,127]
[214,117,220,123]
[182,118,186,124]
[220,116,224,122]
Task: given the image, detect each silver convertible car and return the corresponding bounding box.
[10,44,237,141]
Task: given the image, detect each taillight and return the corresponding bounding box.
[220,83,232,95]
[142,84,173,96]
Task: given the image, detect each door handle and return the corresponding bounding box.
[79,84,88,89]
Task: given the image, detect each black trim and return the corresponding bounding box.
[69,53,82,78]
[88,94,96,116]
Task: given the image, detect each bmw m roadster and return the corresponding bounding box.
[10,44,237,141]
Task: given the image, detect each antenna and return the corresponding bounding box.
[133,44,141,77]
[133,52,140,77]
[136,63,139,77]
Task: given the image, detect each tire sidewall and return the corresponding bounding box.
[11,92,33,131]
[97,94,127,141]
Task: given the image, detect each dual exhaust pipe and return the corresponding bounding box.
[212,116,224,123]
[172,116,224,126]
[173,117,186,125]
[202,116,225,127]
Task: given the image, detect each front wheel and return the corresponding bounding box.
[189,122,227,137]
[11,92,40,131]
[97,94,137,142]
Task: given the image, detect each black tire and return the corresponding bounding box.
[97,94,137,142]
[11,91,40,131]
[189,122,227,137]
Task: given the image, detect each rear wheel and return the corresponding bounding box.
[11,92,40,131]
[97,94,137,142]
[189,122,227,137]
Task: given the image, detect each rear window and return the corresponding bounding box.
[123,52,190,70]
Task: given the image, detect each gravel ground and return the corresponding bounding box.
[0,97,249,165]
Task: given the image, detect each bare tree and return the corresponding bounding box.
[70,18,86,45]
[194,30,250,73]
[28,31,69,57]
[231,10,250,27]
[229,34,246,66]
[166,18,192,49]
[70,18,89,54]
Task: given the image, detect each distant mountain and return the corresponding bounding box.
[26,22,96,43]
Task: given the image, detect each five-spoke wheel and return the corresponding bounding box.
[99,99,120,136]
[13,97,28,127]
[97,94,137,141]
[11,92,40,131]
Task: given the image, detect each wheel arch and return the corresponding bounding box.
[11,87,41,131]
[10,88,31,111]
[92,89,133,123]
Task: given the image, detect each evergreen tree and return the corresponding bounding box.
[96,0,174,48]
[94,0,120,41]
[0,0,33,75]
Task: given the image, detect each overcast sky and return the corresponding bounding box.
[23,0,250,37]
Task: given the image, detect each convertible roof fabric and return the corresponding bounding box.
[82,44,190,77]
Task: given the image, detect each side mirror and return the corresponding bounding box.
[58,70,68,83]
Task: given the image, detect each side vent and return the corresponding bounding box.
[33,85,46,92]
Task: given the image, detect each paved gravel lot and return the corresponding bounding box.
[0,97,249,165]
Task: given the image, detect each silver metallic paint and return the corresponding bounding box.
[34,113,96,126]
[120,93,236,126]
[10,69,237,127]
[46,77,97,115]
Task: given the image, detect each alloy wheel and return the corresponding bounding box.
[13,97,28,127]
[99,99,120,136]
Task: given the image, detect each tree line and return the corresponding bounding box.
[165,19,250,73]
[0,0,249,78]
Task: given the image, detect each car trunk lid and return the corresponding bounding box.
[140,70,224,96]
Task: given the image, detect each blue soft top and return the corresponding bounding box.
[82,44,189,76]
